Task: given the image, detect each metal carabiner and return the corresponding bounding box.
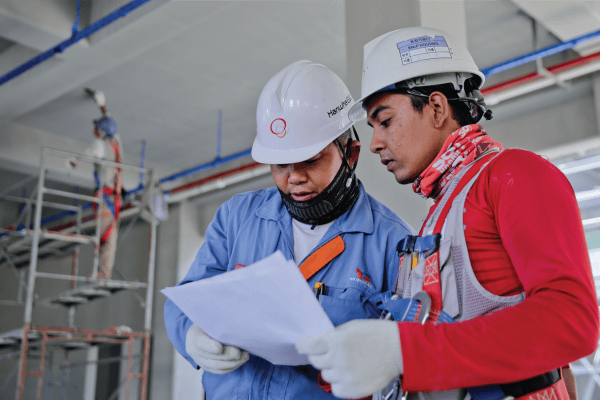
[380,291,431,323]
[412,291,431,324]
[382,377,402,400]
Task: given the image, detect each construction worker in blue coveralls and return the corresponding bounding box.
[163,60,414,399]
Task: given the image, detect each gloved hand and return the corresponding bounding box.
[296,319,403,399]
[92,90,106,107]
[186,324,249,374]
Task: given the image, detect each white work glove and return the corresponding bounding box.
[186,324,249,374]
[296,319,403,399]
[92,90,106,107]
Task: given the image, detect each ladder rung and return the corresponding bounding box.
[40,231,96,244]
[42,188,100,203]
[51,296,89,307]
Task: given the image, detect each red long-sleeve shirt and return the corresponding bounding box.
[399,149,599,392]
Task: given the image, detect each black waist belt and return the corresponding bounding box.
[499,369,560,398]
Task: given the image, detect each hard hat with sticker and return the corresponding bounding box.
[349,27,490,123]
[253,60,356,164]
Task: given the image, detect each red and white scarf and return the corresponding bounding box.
[412,124,503,201]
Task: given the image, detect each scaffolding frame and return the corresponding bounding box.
[0,147,159,400]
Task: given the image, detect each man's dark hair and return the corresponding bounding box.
[389,83,476,126]
[337,129,350,143]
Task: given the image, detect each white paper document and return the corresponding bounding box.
[161,251,334,365]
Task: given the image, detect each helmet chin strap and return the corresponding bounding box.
[335,126,360,187]
[279,127,361,227]
[399,75,493,123]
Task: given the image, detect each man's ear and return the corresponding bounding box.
[428,92,452,129]
[348,140,361,167]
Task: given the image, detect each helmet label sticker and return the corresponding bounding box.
[396,35,452,66]
[270,118,287,138]
[327,94,352,118]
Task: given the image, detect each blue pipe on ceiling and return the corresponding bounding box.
[159,149,252,185]
[481,27,600,77]
[0,0,155,87]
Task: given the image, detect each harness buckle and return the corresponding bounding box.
[379,291,431,324]
[396,234,441,257]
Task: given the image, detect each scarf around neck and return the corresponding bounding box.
[412,124,503,201]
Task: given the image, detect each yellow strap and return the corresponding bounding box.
[299,236,345,280]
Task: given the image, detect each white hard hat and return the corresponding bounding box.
[349,27,485,121]
[253,60,355,164]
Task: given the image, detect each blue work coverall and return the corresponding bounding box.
[164,183,413,399]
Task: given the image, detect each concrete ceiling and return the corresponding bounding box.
[0,0,597,188]
[0,1,346,177]
[514,0,600,56]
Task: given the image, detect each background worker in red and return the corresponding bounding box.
[164,60,414,399]
[296,27,599,400]
[87,88,123,280]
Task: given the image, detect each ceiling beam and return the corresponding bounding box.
[0,0,74,51]
[514,1,600,56]
[0,1,235,123]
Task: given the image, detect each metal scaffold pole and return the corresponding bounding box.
[16,149,47,399]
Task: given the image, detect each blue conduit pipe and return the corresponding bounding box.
[160,148,252,185]
[123,140,147,196]
[0,0,155,87]
[1,203,95,237]
[72,0,82,35]
[481,27,600,77]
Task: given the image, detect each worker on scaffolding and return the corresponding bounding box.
[164,60,414,399]
[295,27,600,400]
[87,89,123,280]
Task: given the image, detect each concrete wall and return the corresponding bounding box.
[346,0,430,231]
[171,200,205,400]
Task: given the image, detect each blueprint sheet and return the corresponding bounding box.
[161,251,334,365]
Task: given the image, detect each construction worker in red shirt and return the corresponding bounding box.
[296,26,599,400]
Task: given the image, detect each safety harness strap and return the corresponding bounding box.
[502,369,563,399]
[468,369,565,400]
[396,235,440,255]
[512,376,568,400]
[380,296,454,324]
[431,151,497,235]
[421,152,498,324]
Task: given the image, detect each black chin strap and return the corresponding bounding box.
[334,126,360,187]
[279,126,362,226]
